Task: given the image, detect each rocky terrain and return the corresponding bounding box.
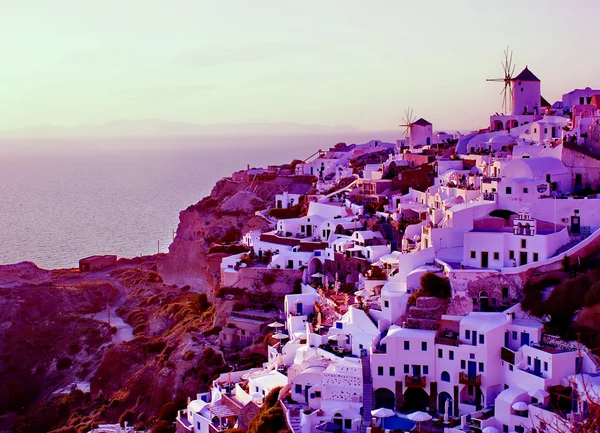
[0,168,312,433]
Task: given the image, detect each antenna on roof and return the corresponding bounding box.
[486,47,516,113]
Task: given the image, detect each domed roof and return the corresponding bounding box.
[489,135,514,145]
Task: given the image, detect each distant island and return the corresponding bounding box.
[0,120,360,139]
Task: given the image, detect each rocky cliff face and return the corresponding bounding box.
[158,176,297,291]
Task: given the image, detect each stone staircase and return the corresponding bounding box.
[405,297,449,330]
[361,353,373,433]
[288,411,301,433]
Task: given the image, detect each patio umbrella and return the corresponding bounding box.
[511,401,528,411]
[371,408,395,417]
[315,421,342,432]
[271,332,289,340]
[311,272,324,278]
[327,333,347,342]
[482,427,499,433]
[408,411,432,432]
[354,289,371,298]
[528,389,549,400]
[268,321,285,328]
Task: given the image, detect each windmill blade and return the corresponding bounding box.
[487,78,505,82]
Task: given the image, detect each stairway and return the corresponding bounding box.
[361,353,373,433]
[288,412,302,433]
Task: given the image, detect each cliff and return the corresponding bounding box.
[158,174,314,292]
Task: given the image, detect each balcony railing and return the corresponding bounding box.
[405,375,427,388]
[435,336,461,347]
[501,347,516,364]
[459,372,481,386]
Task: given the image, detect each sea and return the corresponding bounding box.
[0,132,398,269]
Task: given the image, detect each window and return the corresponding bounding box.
[534,128,537,133]
[465,330,471,340]
[470,251,476,259]
[479,362,484,372]
[479,334,485,344]
[503,425,509,433]
[295,384,302,393]
[345,419,352,429]
[512,331,518,340]
[544,362,548,371]
[533,253,539,262]
[336,322,343,329]
[423,365,429,375]
[422,341,427,351]
[470,353,475,360]
[378,366,384,376]
[494,252,499,260]
[509,364,514,371]
[441,371,451,382]
[390,367,395,376]
[523,188,528,194]
[509,250,515,260]
[506,187,512,194]
[461,360,466,369]
[384,300,389,308]
[315,391,321,398]
[404,364,410,374]
[521,239,527,249]
[449,350,454,360]
[404,341,410,350]
[438,349,443,358]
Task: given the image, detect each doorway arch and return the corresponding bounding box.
[374,388,395,409]
[403,387,429,412]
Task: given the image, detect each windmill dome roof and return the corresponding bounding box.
[512,66,540,82]
[413,118,432,126]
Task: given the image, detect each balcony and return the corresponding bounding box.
[501,347,516,364]
[459,372,481,386]
[435,336,461,347]
[405,375,427,388]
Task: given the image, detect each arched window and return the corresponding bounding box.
[441,371,451,382]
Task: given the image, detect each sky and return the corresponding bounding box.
[2,0,600,133]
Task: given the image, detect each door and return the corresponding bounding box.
[306,225,312,237]
[571,216,581,234]
[472,331,478,346]
[520,251,528,266]
[534,359,541,375]
[504,331,509,348]
[296,302,303,315]
[521,332,530,347]
[468,361,477,378]
[481,251,489,268]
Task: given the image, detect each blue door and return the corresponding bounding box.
[521,332,530,347]
[534,359,541,376]
[472,331,478,346]
[504,331,509,348]
[412,365,421,377]
[297,302,303,314]
[468,361,477,378]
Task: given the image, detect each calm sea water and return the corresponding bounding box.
[0,132,398,269]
